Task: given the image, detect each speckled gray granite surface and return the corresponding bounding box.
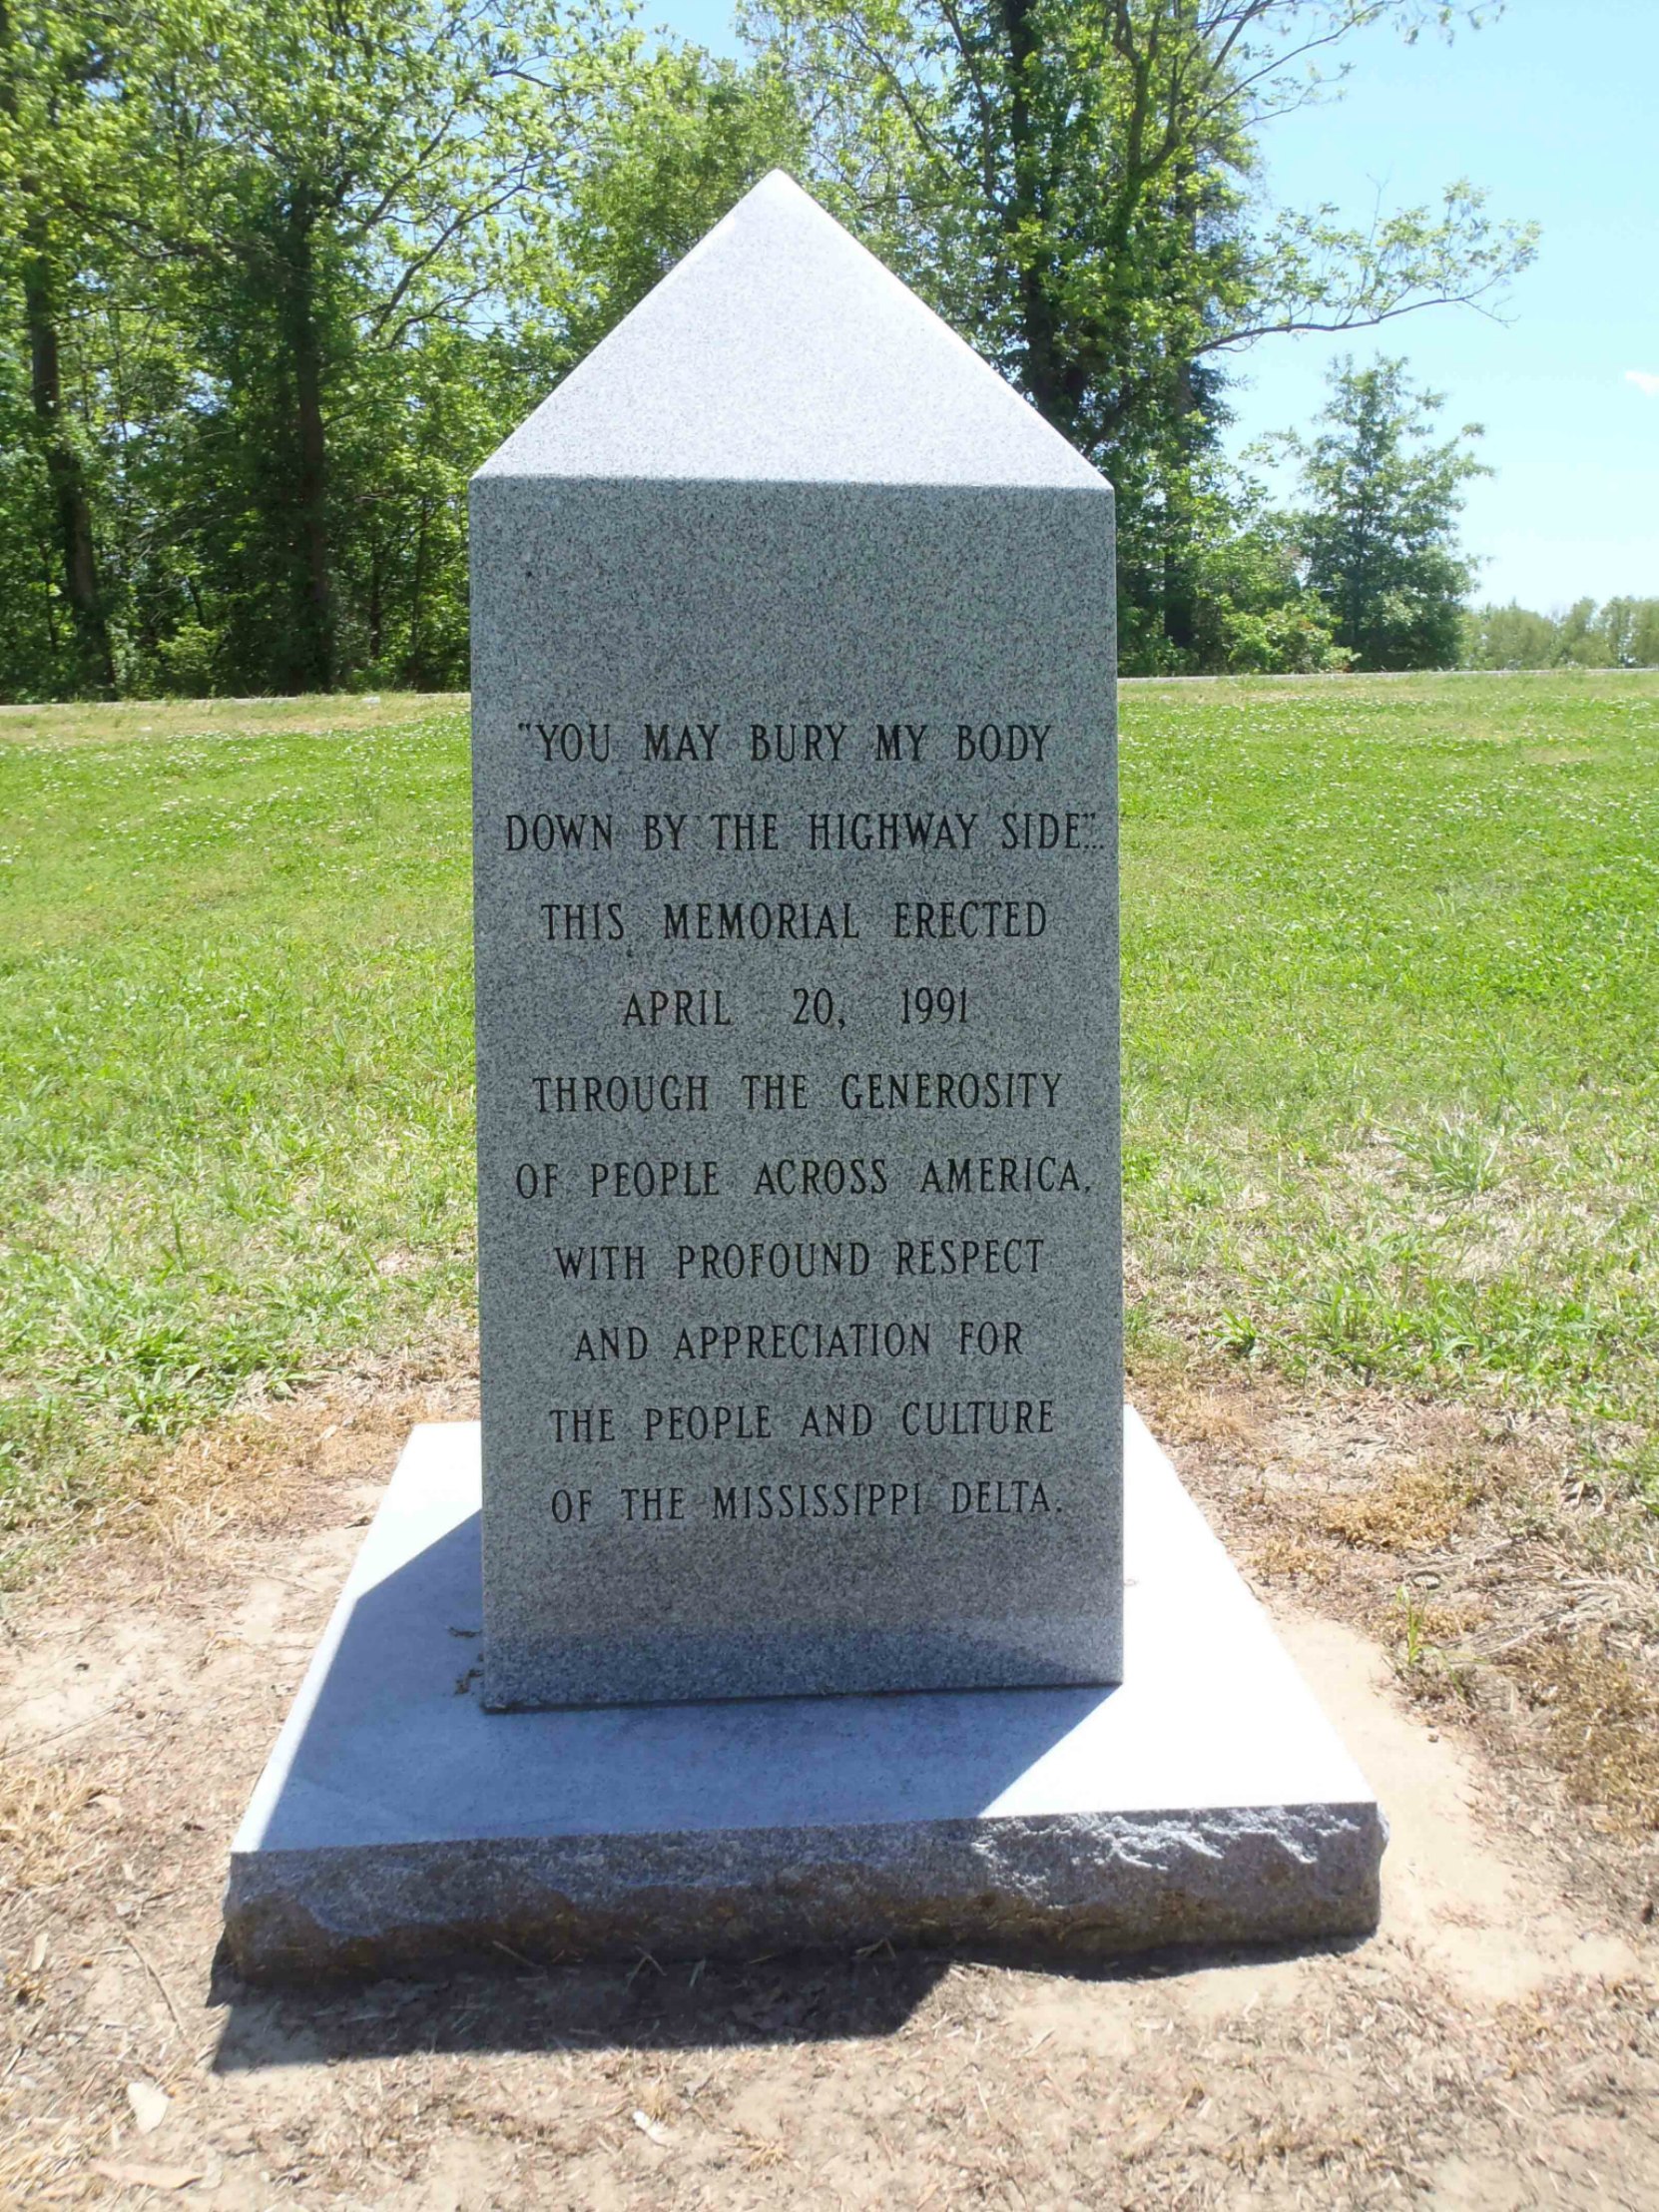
[470,173,1122,1710]
[223,1414,1384,1982]
[476,172,1105,489]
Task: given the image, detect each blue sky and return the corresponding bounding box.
[643,0,1657,610]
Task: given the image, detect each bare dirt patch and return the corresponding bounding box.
[2,1372,1656,2209]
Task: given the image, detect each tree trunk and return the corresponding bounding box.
[405,500,429,689]
[277,198,335,692]
[1161,355,1200,657]
[21,220,115,695]
[0,0,111,693]
[368,532,383,670]
[996,0,1083,440]
[37,532,60,653]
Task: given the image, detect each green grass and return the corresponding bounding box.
[0,695,478,1540]
[3,672,1657,1550]
[1119,671,1659,1491]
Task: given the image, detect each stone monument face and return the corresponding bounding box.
[470,173,1120,1709]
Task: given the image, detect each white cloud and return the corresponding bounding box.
[1626,369,1659,397]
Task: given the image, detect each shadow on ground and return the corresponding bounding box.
[207,1933,1369,2067]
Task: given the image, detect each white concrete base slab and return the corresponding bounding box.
[224,1412,1383,1981]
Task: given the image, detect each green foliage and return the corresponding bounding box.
[1462,600,1562,670]
[1462,596,1659,670]
[0,0,642,700]
[1274,355,1487,669]
[1183,485,1352,674]
[0,0,128,697]
[0,0,1543,699]
[743,0,1534,670]
[122,0,642,689]
[1597,597,1659,669]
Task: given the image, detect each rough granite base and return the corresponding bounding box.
[224,1412,1383,1982]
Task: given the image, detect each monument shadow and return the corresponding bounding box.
[210,1929,1367,2069]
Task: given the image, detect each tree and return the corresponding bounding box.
[0,6,829,701]
[1550,596,1610,669]
[89,0,639,693]
[1462,596,1659,671]
[1596,597,1659,670]
[1277,354,1485,669]
[0,0,1544,699]
[741,0,1535,668]
[1183,476,1350,672]
[0,0,121,695]
[1461,599,1559,670]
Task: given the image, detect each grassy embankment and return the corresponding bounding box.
[2,674,1656,1563]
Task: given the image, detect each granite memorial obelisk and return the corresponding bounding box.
[224,177,1382,1979]
[469,169,1120,1710]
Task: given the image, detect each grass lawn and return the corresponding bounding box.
[3,672,1657,1562]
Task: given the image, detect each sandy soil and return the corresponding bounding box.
[2,1371,1655,2209]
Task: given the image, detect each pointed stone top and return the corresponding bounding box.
[477,173,1106,491]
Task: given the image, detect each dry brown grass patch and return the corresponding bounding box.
[1150,1385,1268,1453]
[1315,1453,1488,1552]
[0,1756,100,1892]
[1247,1533,1337,1584]
[131,1413,316,1545]
[1410,1595,1491,1645]
[1514,1634,1659,1832]
[123,1337,479,1555]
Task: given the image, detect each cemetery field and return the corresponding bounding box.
[2,670,1657,2206]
